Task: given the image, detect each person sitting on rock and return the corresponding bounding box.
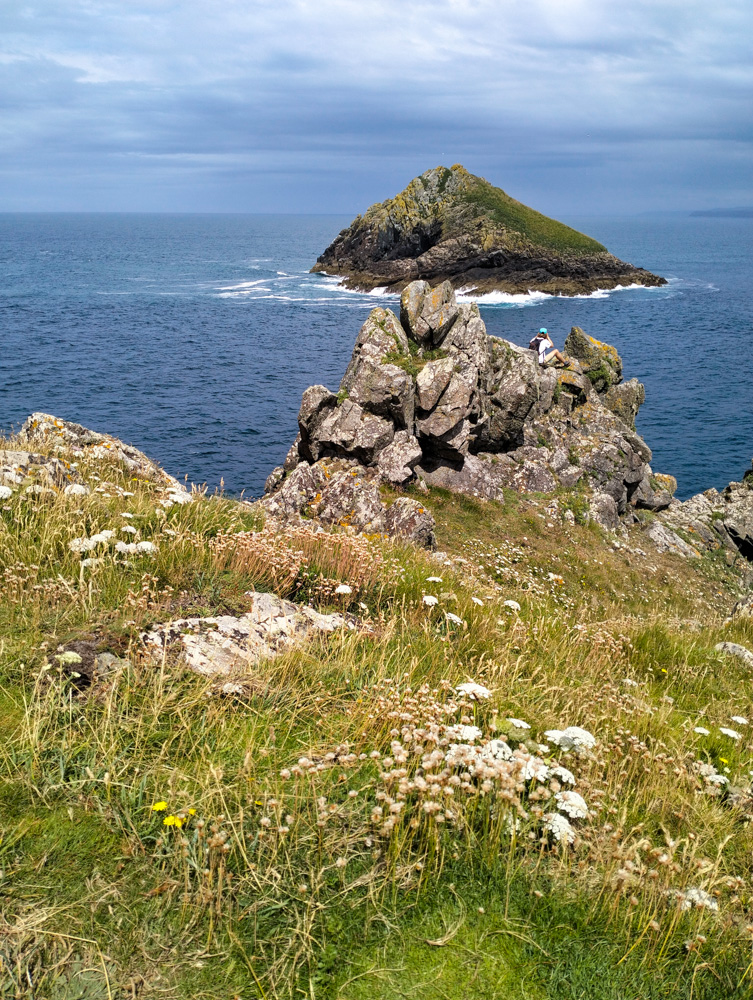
[530,328,569,368]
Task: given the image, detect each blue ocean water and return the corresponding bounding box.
[1,212,751,499]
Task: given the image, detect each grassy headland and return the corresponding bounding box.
[2,434,753,999]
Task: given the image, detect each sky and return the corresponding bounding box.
[1,0,752,215]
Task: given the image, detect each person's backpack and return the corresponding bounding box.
[528,334,542,352]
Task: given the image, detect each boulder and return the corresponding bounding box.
[308,399,394,465]
[401,280,459,346]
[604,379,645,429]
[310,468,386,533]
[384,498,436,549]
[645,521,700,558]
[715,642,753,671]
[377,431,422,485]
[589,492,620,531]
[340,308,414,427]
[0,449,76,489]
[564,327,622,392]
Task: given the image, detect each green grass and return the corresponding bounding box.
[3,434,753,997]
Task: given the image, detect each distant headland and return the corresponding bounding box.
[311,164,667,297]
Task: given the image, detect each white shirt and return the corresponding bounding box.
[537,335,552,364]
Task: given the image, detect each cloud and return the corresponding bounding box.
[0,0,751,211]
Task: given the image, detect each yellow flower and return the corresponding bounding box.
[152,801,167,812]
[163,815,176,826]
[719,757,729,764]
[661,669,667,674]
[188,808,196,816]
[173,817,184,828]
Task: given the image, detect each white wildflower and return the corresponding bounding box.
[422,595,439,607]
[482,739,513,762]
[0,485,12,500]
[121,525,138,534]
[549,765,576,785]
[503,600,521,612]
[55,650,82,665]
[166,490,193,505]
[69,537,93,553]
[507,718,531,730]
[115,541,137,554]
[448,724,483,742]
[81,557,104,568]
[521,756,549,782]
[456,681,491,701]
[731,716,748,726]
[545,812,575,844]
[426,576,443,583]
[334,584,352,595]
[121,512,134,518]
[622,678,639,687]
[693,727,710,736]
[471,597,484,606]
[135,541,157,555]
[90,530,115,544]
[719,727,741,740]
[555,790,588,818]
[544,726,596,751]
[680,888,718,912]
[63,483,89,496]
[445,612,464,625]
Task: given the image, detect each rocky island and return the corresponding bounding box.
[312,165,667,296]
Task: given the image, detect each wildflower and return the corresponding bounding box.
[136,541,157,555]
[152,801,167,811]
[482,739,513,762]
[448,724,482,742]
[555,790,588,819]
[456,681,491,701]
[55,650,82,665]
[445,612,464,625]
[719,727,741,740]
[622,678,639,687]
[63,483,89,496]
[545,812,575,844]
[507,718,531,730]
[335,857,347,869]
[188,808,196,816]
[544,726,596,751]
[680,888,718,912]
[163,815,176,826]
[0,485,12,500]
[731,716,749,726]
[422,595,439,607]
[522,756,549,781]
[426,576,443,583]
[121,512,134,518]
[549,765,576,785]
[121,525,138,534]
[503,600,521,612]
[279,768,291,779]
[334,584,352,595]
[693,727,710,736]
[471,597,484,606]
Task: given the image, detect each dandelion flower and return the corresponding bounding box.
[422,595,439,607]
[719,727,741,740]
[507,718,531,730]
[152,801,167,811]
[731,716,749,726]
[693,727,710,736]
[188,808,196,816]
[555,790,588,818]
[456,681,491,701]
[545,812,575,844]
[334,584,352,595]
[163,815,176,826]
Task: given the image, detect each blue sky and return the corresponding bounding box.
[1,0,751,215]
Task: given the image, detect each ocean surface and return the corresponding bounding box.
[1,212,751,500]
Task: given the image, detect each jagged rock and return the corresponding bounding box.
[564,327,622,391]
[19,412,182,489]
[310,468,385,532]
[269,278,662,540]
[312,165,666,296]
[645,521,700,558]
[377,431,422,485]
[604,380,645,429]
[589,492,620,531]
[384,498,436,548]
[260,461,330,518]
[142,591,357,678]
[0,449,76,489]
[715,642,753,671]
[658,467,753,562]
[730,595,753,620]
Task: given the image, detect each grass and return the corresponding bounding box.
[3,433,753,998]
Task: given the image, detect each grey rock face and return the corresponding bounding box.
[377,431,422,485]
[646,521,700,558]
[657,468,753,563]
[715,641,753,670]
[384,497,436,548]
[0,449,76,489]
[311,468,386,533]
[268,278,663,544]
[589,492,620,532]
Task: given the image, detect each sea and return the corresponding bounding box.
[1,213,751,500]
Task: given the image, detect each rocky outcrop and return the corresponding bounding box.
[657,464,753,562]
[143,591,358,682]
[312,165,666,297]
[264,280,673,539]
